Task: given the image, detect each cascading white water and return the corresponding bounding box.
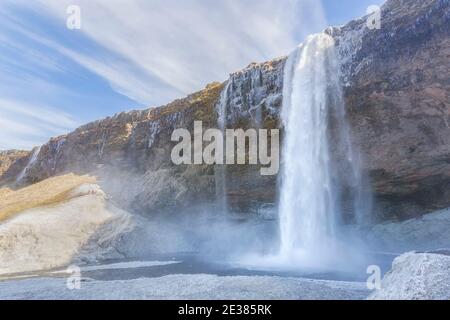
[16,146,41,182]
[215,82,231,215]
[277,32,366,267]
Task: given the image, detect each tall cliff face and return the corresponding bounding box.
[216,58,285,213]
[1,0,449,222]
[336,0,450,219]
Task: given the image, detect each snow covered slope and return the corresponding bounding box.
[0,179,133,276]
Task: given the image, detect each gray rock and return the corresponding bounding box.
[369,251,450,300]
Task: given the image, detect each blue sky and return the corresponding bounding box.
[0,0,383,150]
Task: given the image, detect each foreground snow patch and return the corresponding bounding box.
[0,184,133,275]
[369,252,450,300]
[0,274,369,300]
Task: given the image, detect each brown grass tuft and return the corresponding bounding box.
[0,174,96,222]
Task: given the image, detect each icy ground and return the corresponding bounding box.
[1,252,449,300]
[0,263,369,300]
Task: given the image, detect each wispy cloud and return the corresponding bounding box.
[38,0,327,104]
[0,98,78,150]
[0,0,328,150]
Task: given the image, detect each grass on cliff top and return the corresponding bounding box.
[152,82,224,120]
[0,173,96,223]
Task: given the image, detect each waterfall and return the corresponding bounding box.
[98,132,107,160]
[16,146,41,182]
[52,139,66,172]
[277,33,367,266]
[215,82,231,215]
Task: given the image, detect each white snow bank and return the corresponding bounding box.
[0,185,133,275]
[369,252,450,300]
[369,208,450,252]
[51,261,181,273]
[68,183,107,199]
[0,274,369,300]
